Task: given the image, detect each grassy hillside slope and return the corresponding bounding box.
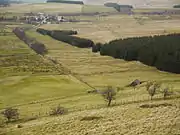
[84,0,180,8]
[1,29,180,135]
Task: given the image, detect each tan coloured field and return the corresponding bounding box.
[41,14,180,43]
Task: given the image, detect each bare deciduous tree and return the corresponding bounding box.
[146,82,161,100]
[101,86,116,107]
[148,85,156,100]
[162,86,173,100]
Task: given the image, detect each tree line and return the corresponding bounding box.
[98,34,180,73]
[104,2,133,12]
[173,5,180,8]
[37,28,180,73]
[13,27,48,55]
[37,28,94,48]
[46,0,84,5]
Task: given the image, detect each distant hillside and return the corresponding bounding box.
[84,0,180,8]
[18,0,45,3]
[47,0,83,4]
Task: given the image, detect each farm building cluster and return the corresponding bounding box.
[25,12,67,25]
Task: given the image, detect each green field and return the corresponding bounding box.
[0,3,180,135]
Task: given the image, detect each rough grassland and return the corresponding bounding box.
[41,14,180,43]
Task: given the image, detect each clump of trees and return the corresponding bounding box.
[104,2,133,12]
[36,28,78,35]
[13,27,48,55]
[99,34,180,73]
[47,0,84,5]
[145,81,174,100]
[37,28,94,48]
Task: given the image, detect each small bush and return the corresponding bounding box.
[1,108,19,122]
[16,124,23,128]
[49,105,68,116]
[162,86,173,99]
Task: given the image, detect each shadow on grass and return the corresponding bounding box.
[80,116,103,121]
[111,95,180,108]
[139,103,173,108]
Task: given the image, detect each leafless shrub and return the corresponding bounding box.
[1,108,19,122]
[49,105,68,116]
[101,86,116,107]
[162,86,174,99]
